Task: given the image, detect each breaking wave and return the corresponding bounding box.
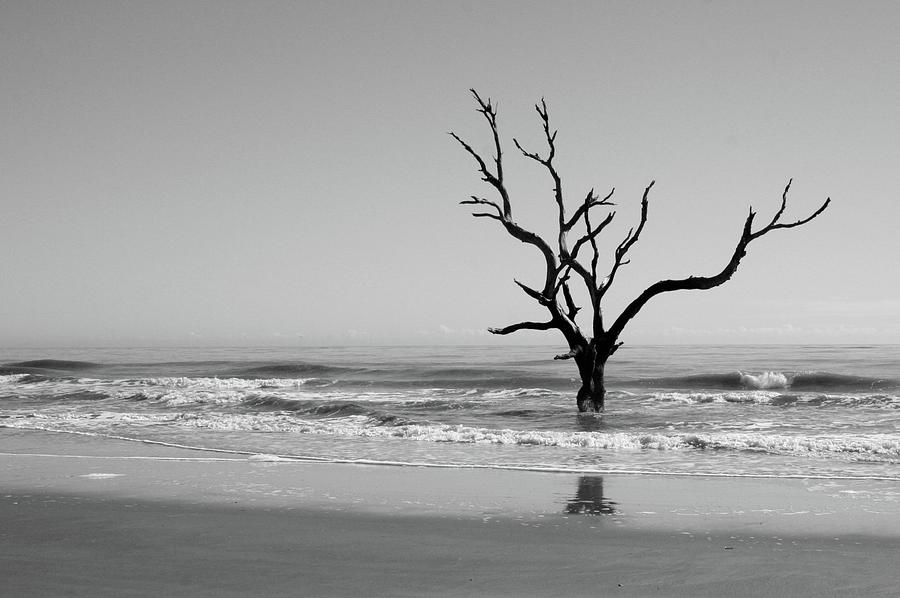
[648,390,900,408]
[739,371,789,389]
[8,411,900,462]
[631,371,898,392]
[182,415,900,459]
[120,376,320,390]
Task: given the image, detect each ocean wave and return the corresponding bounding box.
[739,371,789,389]
[238,395,506,425]
[630,371,898,392]
[119,376,320,390]
[649,391,783,404]
[235,362,361,378]
[0,373,556,409]
[790,372,899,391]
[173,415,900,459]
[6,408,900,462]
[121,377,559,397]
[489,408,544,418]
[108,387,490,414]
[480,388,557,399]
[4,359,101,371]
[242,397,372,417]
[4,410,182,426]
[647,391,900,408]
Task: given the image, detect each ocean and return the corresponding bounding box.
[1,345,898,481]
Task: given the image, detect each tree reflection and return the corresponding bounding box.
[565,476,617,515]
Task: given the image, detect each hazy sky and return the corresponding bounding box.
[2,1,898,347]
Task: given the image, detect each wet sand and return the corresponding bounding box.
[2,430,899,597]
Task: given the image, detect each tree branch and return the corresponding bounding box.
[471,212,503,221]
[513,98,567,257]
[451,91,562,298]
[514,278,549,305]
[562,282,580,319]
[554,347,580,360]
[584,192,602,337]
[607,182,830,341]
[448,89,511,218]
[503,223,560,296]
[488,321,555,335]
[560,257,596,303]
[750,179,831,239]
[564,188,615,231]
[598,181,654,298]
[570,211,616,262]
[460,196,503,218]
[470,89,505,198]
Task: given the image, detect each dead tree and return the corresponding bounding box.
[451,90,830,412]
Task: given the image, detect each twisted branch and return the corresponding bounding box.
[607,184,830,341]
[513,98,567,256]
[565,188,615,231]
[489,321,555,335]
[598,181,654,298]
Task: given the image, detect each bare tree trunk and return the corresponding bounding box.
[574,348,606,412]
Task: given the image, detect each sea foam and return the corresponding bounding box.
[739,371,790,389]
[122,376,317,389]
[172,412,900,460]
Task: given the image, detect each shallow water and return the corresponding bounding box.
[1,345,898,480]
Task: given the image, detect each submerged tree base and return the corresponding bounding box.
[571,346,607,412]
[576,380,605,413]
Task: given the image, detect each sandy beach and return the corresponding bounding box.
[1,429,898,597]
[5,0,900,595]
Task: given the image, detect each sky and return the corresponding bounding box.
[2,1,898,347]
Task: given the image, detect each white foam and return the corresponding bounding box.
[247,453,295,462]
[6,402,900,461]
[651,391,782,404]
[123,376,315,390]
[480,388,556,399]
[5,425,900,482]
[1,374,502,410]
[174,413,900,459]
[6,405,896,460]
[740,371,790,389]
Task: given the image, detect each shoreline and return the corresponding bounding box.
[7,424,900,482]
[3,429,900,596]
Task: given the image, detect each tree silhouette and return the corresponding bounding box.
[451,90,830,412]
